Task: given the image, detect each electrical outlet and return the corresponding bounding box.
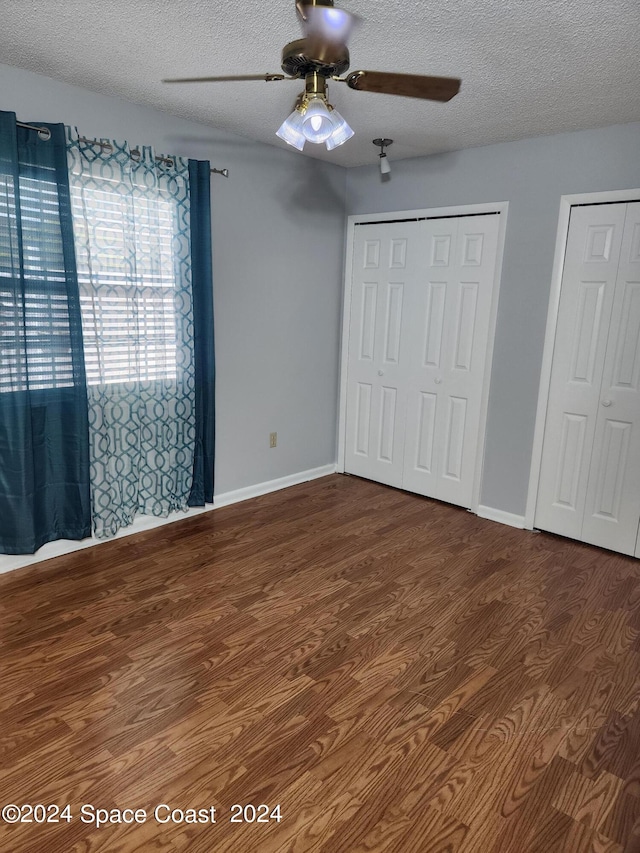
[269,432,277,448]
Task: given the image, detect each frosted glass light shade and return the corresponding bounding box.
[301,98,334,143]
[379,154,391,174]
[276,109,306,150]
[277,100,355,150]
[325,109,354,150]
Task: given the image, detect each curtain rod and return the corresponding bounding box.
[77,136,229,177]
[16,120,51,141]
[15,123,228,176]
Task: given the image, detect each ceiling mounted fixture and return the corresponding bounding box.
[373,137,393,174]
[277,71,354,150]
[163,0,461,153]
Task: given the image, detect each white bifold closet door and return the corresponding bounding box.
[536,202,640,557]
[344,214,500,508]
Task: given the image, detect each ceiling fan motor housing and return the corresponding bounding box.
[281,38,350,78]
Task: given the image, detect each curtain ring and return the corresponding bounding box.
[38,127,52,141]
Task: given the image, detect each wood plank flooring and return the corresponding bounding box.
[0,473,639,852]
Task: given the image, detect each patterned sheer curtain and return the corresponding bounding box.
[66,131,196,538]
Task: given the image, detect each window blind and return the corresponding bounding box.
[0,169,76,392]
[0,169,181,392]
[70,182,179,385]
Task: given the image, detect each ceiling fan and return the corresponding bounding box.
[163,0,461,152]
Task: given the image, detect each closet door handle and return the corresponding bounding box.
[601,399,612,407]
[434,378,442,385]
[378,370,384,377]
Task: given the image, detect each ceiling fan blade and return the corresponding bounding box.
[163,73,291,83]
[296,3,359,67]
[345,71,461,102]
[301,5,357,45]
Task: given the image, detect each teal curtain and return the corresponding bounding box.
[187,160,215,506]
[66,132,197,538]
[0,112,91,553]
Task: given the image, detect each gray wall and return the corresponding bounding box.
[346,122,640,516]
[3,61,639,517]
[0,63,347,496]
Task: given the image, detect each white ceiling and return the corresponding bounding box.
[2,0,639,168]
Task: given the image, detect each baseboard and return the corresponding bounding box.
[213,464,337,508]
[476,505,526,529]
[0,463,337,576]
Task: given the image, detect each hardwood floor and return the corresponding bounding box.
[0,473,639,852]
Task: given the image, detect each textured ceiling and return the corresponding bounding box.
[2,0,639,167]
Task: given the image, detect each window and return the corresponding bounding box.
[70,179,181,385]
[1,149,188,392]
[0,169,76,392]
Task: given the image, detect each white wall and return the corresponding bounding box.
[0,62,347,500]
[346,122,640,516]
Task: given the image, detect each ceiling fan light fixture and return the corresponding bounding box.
[325,108,354,150]
[276,107,306,150]
[301,96,334,143]
[164,5,462,161]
